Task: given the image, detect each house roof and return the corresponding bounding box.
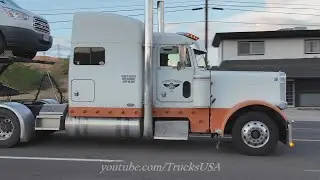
[212,29,320,47]
[214,58,320,78]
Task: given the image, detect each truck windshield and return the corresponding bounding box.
[5,0,21,8]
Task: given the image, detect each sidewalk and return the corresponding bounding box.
[285,108,320,122]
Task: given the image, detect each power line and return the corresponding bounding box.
[166,20,320,27]
[39,4,203,16]
[31,0,204,12]
[49,8,194,24]
[221,7,320,17]
[30,0,320,12]
[51,20,320,31]
[211,0,320,7]
[209,3,320,11]
[48,4,320,24]
[40,8,145,16]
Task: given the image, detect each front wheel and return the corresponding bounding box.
[232,112,279,156]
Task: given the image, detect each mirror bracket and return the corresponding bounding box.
[178,45,187,70]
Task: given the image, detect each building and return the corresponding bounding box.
[212,29,320,107]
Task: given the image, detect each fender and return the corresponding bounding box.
[211,100,287,133]
[36,99,59,104]
[0,102,35,142]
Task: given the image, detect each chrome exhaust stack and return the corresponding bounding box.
[157,0,164,32]
[143,0,154,139]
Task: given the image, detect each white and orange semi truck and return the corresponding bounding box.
[0,0,294,156]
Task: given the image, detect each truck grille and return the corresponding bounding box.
[33,17,50,34]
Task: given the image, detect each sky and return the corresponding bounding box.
[14,0,320,66]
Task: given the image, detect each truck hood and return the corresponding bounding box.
[209,70,286,109]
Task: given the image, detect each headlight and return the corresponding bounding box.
[4,7,29,20]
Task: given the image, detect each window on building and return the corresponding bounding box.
[160,46,191,67]
[238,41,265,55]
[74,47,105,65]
[305,39,320,54]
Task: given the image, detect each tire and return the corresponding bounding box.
[12,50,37,59]
[231,112,279,156]
[0,108,21,148]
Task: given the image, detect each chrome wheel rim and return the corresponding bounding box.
[241,121,270,148]
[0,117,14,140]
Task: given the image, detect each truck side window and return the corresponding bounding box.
[74,47,105,65]
[160,46,191,67]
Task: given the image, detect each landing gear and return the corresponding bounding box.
[232,112,279,156]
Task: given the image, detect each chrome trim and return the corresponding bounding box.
[277,101,288,110]
[143,0,154,138]
[65,117,141,138]
[241,121,270,148]
[287,119,294,146]
[33,17,50,34]
[157,0,164,32]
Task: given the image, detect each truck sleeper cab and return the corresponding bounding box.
[0,0,53,59]
[0,12,294,156]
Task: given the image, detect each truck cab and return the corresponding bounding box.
[66,12,293,155]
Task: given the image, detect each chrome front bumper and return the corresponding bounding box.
[286,119,295,147]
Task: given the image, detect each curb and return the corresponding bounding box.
[297,108,320,111]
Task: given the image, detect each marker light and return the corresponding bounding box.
[178,32,200,41]
[289,142,295,148]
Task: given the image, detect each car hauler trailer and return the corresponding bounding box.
[0,0,294,156]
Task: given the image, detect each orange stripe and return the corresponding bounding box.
[69,107,142,118]
[68,101,286,134]
[69,107,210,133]
[210,100,287,133]
[153,108,210,133]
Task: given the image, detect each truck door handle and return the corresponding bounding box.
[74,92,79,97]
[161,92,167,98]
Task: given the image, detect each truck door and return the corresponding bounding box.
[157,45,194,103]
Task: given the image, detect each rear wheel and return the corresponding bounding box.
[12,50,37,59]
[231,112,279,156]
[0,108,20,148]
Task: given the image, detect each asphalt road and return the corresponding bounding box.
[0,121,320,180]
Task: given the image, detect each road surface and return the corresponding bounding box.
[0,121,319,180]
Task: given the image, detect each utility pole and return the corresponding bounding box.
[205,0,209,67]
[192,2,223,68]
[57,44,61,59]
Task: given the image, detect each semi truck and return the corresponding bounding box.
[0,0,294,156]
